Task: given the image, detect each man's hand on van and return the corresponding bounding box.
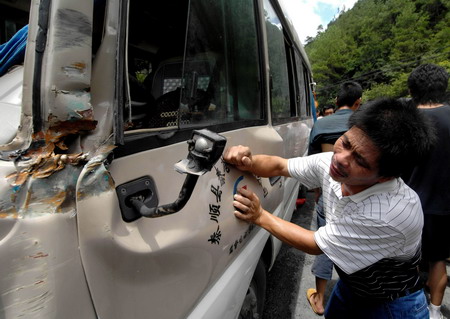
[224,146,290,178]
[233,187,264,224]
[234,187,322,256]
[223,145,253,172]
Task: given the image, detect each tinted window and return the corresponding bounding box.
[0,2,29,43]
[294,53,308,118]
[263,0,291,121]
[125,0,262,132]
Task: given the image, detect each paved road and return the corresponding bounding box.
[263,191,450,319]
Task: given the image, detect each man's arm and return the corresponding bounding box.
[233,187,322,255]
[223,145,290,177]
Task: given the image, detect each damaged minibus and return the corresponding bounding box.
[0,0,314,318]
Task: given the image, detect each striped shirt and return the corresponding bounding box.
[288,153,423,299]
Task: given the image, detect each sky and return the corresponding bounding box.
[280,0,359,44]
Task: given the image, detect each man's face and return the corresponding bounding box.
[324,108,334,116]
[330,127,387,193]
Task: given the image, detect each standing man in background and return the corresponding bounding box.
[322,105,335,117]
[308,82,362,155]
[306,81,362,315]
[316,104,335,119]
[403,63,450,319]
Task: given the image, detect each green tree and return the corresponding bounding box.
[305,0,450,105]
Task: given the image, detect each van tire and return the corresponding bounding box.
[238,258,267,319]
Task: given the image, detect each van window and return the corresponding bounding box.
[125,0,262,132]
[0,2,29,43]
[294,53,308,118]
[303,67,313,117]
[263,0,291,122]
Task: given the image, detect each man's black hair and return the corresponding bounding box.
[348,98,436,178]
[336,81,362,107]
[321,104,335,114]
[407,64,449,106]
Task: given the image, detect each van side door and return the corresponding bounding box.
[76,1,289,318]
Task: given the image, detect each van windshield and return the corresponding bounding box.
[125,0,263,132]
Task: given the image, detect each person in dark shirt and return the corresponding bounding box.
[308,82,362,155]
[403,63,450,319]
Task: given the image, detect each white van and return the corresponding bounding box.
[0,0,314,318]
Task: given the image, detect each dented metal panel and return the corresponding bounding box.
[0,0,116,317]
[0,212,97,318]
[0,0,111,216]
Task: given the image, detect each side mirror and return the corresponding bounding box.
[174,129,226,175]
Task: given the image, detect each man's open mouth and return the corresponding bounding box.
[330,160,347,178]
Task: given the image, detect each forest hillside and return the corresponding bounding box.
[304,0,450,106]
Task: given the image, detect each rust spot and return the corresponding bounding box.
[71,62,86,70]
[61,62,87,77]
[7,171,29,186]
[29,252,48,259]
[25,140,56,158]
[6,114,97,185]
[49,119,97,134]
[0,207,18,218]
[7,152,87,186]
[55,140,67,151]
[76,108,94,119]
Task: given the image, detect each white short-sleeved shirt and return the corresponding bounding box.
[288,153,423,275]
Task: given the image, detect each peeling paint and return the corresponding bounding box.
[62,62,87,77]
[0,207,18,218]
[1,132,115,218]
[49,89,95,124]
[7,152,87,186]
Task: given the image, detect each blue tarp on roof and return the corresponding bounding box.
[0,25,28,77]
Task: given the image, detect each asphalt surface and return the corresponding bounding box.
[263,191,450,319]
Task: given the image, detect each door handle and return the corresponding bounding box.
[116,129,227,222]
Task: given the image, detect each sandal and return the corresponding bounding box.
[306,288,324,316]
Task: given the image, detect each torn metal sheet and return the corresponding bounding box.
[1,135,115,218]
[77,144,116,200]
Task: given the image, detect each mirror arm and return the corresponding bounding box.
[123,129,226,221]
[130,174,199,218]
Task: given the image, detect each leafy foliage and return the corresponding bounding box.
[305,0,450,106]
